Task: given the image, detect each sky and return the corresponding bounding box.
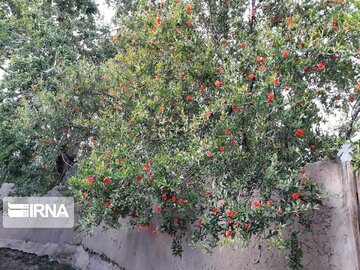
[95,0,116,25]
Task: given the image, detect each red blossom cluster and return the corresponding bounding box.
[304,62,326,73]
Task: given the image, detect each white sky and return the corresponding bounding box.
[95,0,116,25]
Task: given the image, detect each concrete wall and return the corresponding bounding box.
[0,150,359,270]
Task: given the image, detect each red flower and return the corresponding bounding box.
[199,84,205,92]
[286,17,292,25]
[185,5,192,14]
[273,17,281,23]
[163,194,167,201]
[227,211,234,217]
[219,146,225,152]
[152,230,157,236]
[291,193,301,200]
[225,230,232,238]
[299,168,306,174]
[186,21,192,27]
[105,201,111,207]
[244,223,251,229]
[178,198,186,204]
[204,191,212,196]
[143,163,150,172]
[136,175,143,182]
[277,209,283,214]
[256,55,263,62]
[253,201,261,208]
[283,50,289,58]
[156,17,161,25]
[246,92,253,97]
[214,80,224,87]
[171,196,176,202]
[87,176,95,184]
[212,208,218,214]
[197,219,203,226]
[267,93,274,104]
[155,205,162,212]
[273,77,280,84]
[186,95,192,101]
[225,129,231,135]
[314,62,326,71]
[248,74,256,79]
[258,65,265,71]
[240,42,247,48]
[102,177,112,185]
[295,129,305,137]
[268,200,273,207]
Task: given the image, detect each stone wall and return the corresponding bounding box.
[0,148,359,270]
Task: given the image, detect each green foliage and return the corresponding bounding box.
[65,1,357,268]
[0,0,116,193]
[286,232,304,270]
[352,139,360,173]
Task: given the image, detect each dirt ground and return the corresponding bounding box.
[0,248,74,270]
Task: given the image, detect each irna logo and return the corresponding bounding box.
[7,202,69,218]
[2,197,74,228]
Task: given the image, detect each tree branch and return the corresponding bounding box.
[346,97,360,139]
[0,65,8,73]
